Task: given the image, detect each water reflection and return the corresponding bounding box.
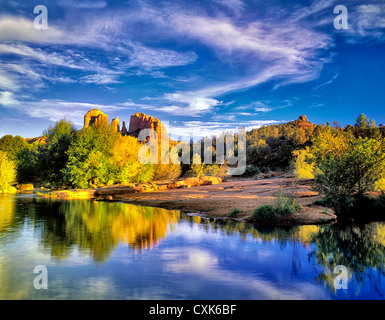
[0,195,180,262]
[309,222,385,296]
[181,216,385,294]
[1,194,385,299]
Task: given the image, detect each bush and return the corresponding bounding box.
[242,165,260,177]
[252,190,301,223]
[260,166,271,173]
[204,164,228,178]
[311,134,385,215]
[229,208,241,217]
[153,163,181,181]
[252,205,276,223]
[275,189,301,215]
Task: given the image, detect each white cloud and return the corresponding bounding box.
[0,16,67,44]
[0,70,19,91]
[168,119,280,139]
[162,247,328,299]
[349,4,385,41]
[126,44,198,70]
[6,99,124,126]
[163,92,222,116]
[0,91,18,106]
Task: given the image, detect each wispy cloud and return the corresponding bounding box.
[3,98,124,126]
[168,118,280,139]
[162,92,222,116]
[347,4,385,41]
[0,91,18,106]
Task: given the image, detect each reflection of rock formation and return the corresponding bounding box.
[32,199,180,262]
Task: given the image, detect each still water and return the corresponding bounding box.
[0,193,385,300]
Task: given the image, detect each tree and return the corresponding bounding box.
[355,113,370,129]
[0,151,17,192]
[292,149,315,179]
[309,125,385,215]
[0,135,28,161]
[39,119,77,186]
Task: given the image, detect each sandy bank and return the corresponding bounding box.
[36,176,337,226]
[110,177,337,226]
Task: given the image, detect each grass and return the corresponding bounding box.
[229,207,242,218]
[252,189,301,224]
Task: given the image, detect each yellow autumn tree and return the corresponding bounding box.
[292,149,315,179]
[0,151,17,193]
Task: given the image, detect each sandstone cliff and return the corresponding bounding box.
[111,117,120,133]
[83,109,109,129]
[128,112,168,139]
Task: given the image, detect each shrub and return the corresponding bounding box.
[252,205,276,223]
[312,135,385,215]
[190,154,205,178]
[204,164,228,178]
[242,165,260,177]
[260,166,271,173]
[229,208,241,217]
[275,189,301,215]
[252,190,301,223]
[153,163,181,181]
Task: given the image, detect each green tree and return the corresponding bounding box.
[309,125,385,215]
[17,145,39,183]
[0,135,28,161]
[39,119,77,186]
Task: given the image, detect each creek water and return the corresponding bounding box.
[0,193,384,300]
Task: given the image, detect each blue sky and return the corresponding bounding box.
[0,0,384,140]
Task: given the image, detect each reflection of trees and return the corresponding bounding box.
[182,216,319,246]
[0,194,16,234]
[183,216,385,295]
[30,199,180,263]
[308,222,385,294]
[0,194,32,244]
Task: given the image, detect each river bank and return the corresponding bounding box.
[36,176,337,226]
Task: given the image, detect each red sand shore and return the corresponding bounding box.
[107,177,337,226]
[37,176,337,226]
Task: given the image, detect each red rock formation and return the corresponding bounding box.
[128,112,168,139]
[111,117,120,132]
[83,109,108,129]
[289,115,316,130]
[121,121,128,134]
